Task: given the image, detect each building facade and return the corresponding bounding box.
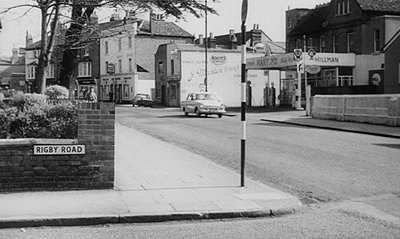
[155,42,275,107]
[99,18,138,103]
[134,14,194,98]
[0,49,25,93]
[286,0,400,93]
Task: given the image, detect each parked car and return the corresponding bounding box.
[132,94,153,107]
[181,92,226,118]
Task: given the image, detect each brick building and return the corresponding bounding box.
[286,0,400,93]
[0,49,26,92]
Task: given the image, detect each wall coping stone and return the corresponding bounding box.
[314,94,400,98]
[0,138,78,147]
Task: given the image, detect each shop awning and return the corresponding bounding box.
[247,53,356,70]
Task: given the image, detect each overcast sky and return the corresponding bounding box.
[0,0,327,56]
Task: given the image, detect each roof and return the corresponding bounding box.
[266,41,286,54]
[174,43,240,53]
[0,64,25,79]
[138,20,193,38]
[356,0,400,14]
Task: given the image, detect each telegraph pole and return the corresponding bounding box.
[240,0,248,187]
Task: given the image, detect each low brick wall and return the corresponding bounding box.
[0,102,115,192]
[312,94,400,126]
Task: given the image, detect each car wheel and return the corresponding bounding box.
[195,108,201,117]
[218,114,222,118]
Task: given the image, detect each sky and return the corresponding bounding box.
[0,0,328,57]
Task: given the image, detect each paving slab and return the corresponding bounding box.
[261,110,400,138]
[0,123,301,228]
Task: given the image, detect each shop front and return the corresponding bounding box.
[247,52,356,106]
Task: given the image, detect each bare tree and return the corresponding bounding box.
[1,0,216,93]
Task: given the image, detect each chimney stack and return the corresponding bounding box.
[199,34,204,46]
[209,32,216,48]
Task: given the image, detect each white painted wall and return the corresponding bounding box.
[180,51,279,107]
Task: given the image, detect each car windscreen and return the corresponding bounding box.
[195,93,218,100]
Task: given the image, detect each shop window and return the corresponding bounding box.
[374,29,381,52]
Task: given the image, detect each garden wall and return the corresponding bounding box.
[312,94,400,126]
[0,102,115,192]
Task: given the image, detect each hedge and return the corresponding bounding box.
[0,92,77,139]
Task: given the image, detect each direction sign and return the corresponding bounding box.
[308,48,316,58]
[293,49,303,61]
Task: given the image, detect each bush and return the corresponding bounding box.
[44,85,69,100]
[0,93,77,139]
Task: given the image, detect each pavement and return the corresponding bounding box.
[0,123,302,229]
[260,110,400,139]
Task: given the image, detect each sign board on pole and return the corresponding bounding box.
[306,65,321,74]
[293,49,303,61]
[308,48,316,58]
[297,62,305,74]
[241,0,248,23]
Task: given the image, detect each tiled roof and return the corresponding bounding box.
[357,0,400,13]
[139,20,193,38]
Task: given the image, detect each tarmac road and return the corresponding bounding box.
[117,106,400,207]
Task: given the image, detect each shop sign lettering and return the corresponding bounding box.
[33,145,86,155]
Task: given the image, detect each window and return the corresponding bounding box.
[118,59,122,73]
[158,61,164,74]
[171,59,174,75]
[374,29,381,52]
[78,61,92,77]
[46,63,55,78]
[332,34,336,53]
[296,39,302,49]
[105,41,109,54]
[128,36,132,48]
[105,61,109,73]
[307,37,313,50]
[27,65,36,79]
[118,38,122,51]
[347,0,351,14]
[346,32,353,53]
[320,36,326,52]
[337,1,342,15]
[129,58,133,72]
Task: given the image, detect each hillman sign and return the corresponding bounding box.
[247,53,356,70]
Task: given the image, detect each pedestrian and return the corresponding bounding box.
[87,87,97,102]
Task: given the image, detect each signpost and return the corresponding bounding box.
[240,0,248,187]
[293,49,304,110]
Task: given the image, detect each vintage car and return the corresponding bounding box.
[181,92,226,118]
[132,93,153,107]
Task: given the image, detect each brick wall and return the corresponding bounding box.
[0,102,115,192]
